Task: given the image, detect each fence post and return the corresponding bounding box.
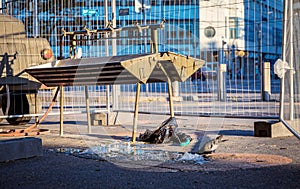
[85,86,91,134]
[263,62,271,101]
[59,86,64,136]
[217,64,227,101]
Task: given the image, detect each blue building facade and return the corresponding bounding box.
[1,0,283,77]
[244,0,283,74]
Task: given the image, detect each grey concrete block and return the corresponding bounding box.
[91,113,106,126]
[183,96,199,101]
[166,96,183,102]
[91,120,106,126]
[0,137,43,162]
[254,121,293,138]
[91,113,106,121]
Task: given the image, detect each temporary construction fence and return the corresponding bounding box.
[279,0,300,139]
[0,0,285,125]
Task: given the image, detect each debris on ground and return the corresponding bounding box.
[175,152,206,164]
[192,135,226,154]
[51,144,207,165]
[52,143,173,162]
[139,117,192,146]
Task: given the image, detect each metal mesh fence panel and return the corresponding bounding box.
[280,0,300,137]
[0,0,283,120]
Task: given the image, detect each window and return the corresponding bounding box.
[204,26,216,38]
[229,17,243,39]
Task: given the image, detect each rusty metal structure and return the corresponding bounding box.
[0,14,54,125]
[0,11,204,142]
[27,50,204,142]
[26,52,203,86]
[23,20,204,141]
[2,0,294,140]
[0,0,284,123]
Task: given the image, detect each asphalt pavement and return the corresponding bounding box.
[0,113,300,189]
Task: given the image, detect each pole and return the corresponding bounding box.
[218,40,227,101]
[289,0,294,120]
[230,45,235,80]
[280,0,288,119]
[158,64,175,118]
[168,80,175,118]
[111,0,117,55]
[218,63,227,101]
[263,62,271,101]
[35,93,39,124]
[85,86,91,134]
[59,86,64,136]
[150,29,158,53]
[33,0,39,37]
[258,23,265,101]
[142,0,147,53]
[104,0,111,125]
[106,85,110,126]
[111,0,120,111]
[104,0,109,55]
[132,83,141,143]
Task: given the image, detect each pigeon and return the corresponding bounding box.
[196,135,225,154]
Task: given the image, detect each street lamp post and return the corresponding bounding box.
[222,40,226,64]
[217,39,227,101]
[256,23,266,101]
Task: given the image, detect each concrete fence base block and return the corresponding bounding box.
[0,137,43,162]
[91,113,107,126]
[183,96,199,101]
[254,121,294,138]
[166,96,183,102]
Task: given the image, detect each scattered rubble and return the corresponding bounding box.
[139,117,192,146]
[175,152,207,164]
[51,143,207,165]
